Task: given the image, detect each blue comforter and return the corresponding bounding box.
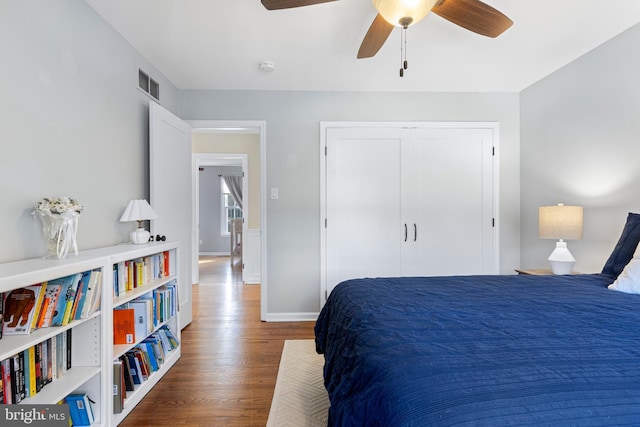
[315,274,640,426]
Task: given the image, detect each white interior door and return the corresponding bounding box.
[149,101,193,329]
[325,127,405,294]
[402,128,495,276]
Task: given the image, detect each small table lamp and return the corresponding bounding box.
[119,199,158,244]
[539,204,583,274]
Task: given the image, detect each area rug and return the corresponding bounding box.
[267,339,329,426]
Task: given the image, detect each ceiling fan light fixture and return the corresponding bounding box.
[372,0,438,27]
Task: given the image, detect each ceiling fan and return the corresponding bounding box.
[261,0,512,73]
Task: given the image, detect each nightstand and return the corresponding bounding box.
[515,268,579,275]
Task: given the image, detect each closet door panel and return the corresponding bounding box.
[326,128,404,293]
[403,128,494,276]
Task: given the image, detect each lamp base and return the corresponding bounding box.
[130,228,151,245]
[548,240,575,275]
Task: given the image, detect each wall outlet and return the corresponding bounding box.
[271,188,279,200]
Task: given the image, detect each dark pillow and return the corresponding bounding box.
[601,212,640,278]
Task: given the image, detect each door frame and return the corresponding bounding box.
[320,121,500,306]
[187,120,267,321]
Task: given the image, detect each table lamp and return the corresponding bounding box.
[539,204,583,274]
[119,199,158,244]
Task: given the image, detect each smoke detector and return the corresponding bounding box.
[258,61,276,73]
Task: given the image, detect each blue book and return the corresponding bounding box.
[140,342,159,372]
[66,393,92,426]
[126,353,142,385]
[49,273,82,326]
[72,270,93,321]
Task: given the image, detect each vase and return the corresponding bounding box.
[39,212,79,259]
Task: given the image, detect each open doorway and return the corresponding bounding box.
[194,155,247,279]
[188,121,267,320]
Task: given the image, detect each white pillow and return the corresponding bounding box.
[608,243,640,294]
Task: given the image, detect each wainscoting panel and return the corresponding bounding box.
[244,228,261,284]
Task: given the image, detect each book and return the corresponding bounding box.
[41,338,49,387]
[120,355,135,392]
[61,273,83,326]
[81,270,103,319]
[70,270,91,321]
[1,359,12,404]
[113,361,124,414]
[127,261,134,292]
[35,295,50,329]
[55,333,64,379]
[66,393,95,426]
[2,285,43,335]
[26,346,36,397]
[34,343,42,393]
[49,274,81,327]
[125,352,141,385]
[143,335,164,366]
[113,263,120,297]
[0,293,4,339]
[41,282,63,327]
[139,342,159,372]
[132,348,149,380]
[10,353,25,403]
[163,251,170,277]
[113,308,135,344]
[28,283,47,332]
[50,334,57,381]
[135,258,144,288]
[128,300,152,341]
[66,329,72,371]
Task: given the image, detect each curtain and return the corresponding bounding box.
[223,175,243,210]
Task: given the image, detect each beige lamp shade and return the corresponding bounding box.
[539,204,583,240]
[372,0,439,27]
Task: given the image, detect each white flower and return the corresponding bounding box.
[33,196,83,216]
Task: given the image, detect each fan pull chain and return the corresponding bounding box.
[400,26,408,77]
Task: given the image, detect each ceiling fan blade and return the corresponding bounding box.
[357,14,394,59]
[432,0,512,38]
[261,0,337,10]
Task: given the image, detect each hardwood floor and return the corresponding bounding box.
[119,256,316,426]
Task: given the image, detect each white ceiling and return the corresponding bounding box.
[85,0,640,93]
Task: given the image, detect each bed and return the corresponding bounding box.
[315,213,640,426]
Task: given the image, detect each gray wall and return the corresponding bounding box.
[1,1,523,319]
[521,23,640,274]
[179,91,521,315]
[198,166,242,254]
[0,0,178,263]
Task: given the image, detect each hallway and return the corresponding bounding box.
[120,256,316,426]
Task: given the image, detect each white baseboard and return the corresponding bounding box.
[263,312,319,322]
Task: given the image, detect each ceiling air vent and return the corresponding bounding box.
[138,69,159,101]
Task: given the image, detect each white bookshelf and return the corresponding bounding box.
[0,241,180,426]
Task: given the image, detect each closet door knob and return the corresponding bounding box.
[414,223,417,242]
[404,223,408,242]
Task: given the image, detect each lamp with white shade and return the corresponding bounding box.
[539,204,583,275]
[119,199,158,245]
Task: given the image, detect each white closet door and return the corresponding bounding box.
[325,127,406,294]
[149,101,193,328]
[402,127,495,276]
